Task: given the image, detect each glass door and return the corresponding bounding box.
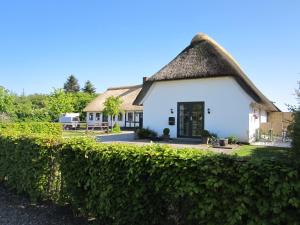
[178,103,190,137]
[177,102,204,138]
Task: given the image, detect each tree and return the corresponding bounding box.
[290,81,300,151]
[14,95,34,121]
[103,96,123,131]
[27,94,48,109]
[14,94,50,122]
[47,89,74,121]
[0,86,15,121]
[63,75,80,93]
[82,80,96,94]
[73,92,97,120]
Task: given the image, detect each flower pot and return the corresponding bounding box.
[219,138,228,146]
[162,135,170,141]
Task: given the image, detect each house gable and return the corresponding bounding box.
[134,33,279,112]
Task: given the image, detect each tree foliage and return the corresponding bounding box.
[82,80,96,94]
[291,81,300,151]
[0,86,15,121]
[103,96,123,129]
[63,75,80,93]
[0,76,97,122]
[72,92,96,120]
[47,89,75,120]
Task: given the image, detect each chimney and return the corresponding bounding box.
[143,77,148,84]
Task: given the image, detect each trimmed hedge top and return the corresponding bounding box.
[0,122,62,136]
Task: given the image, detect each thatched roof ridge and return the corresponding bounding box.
[134,33,279,112]
[83,84,143,112]
[107,84,142,90]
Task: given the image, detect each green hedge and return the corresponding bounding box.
[60,140,300,225]
[1,133,300,224]
[0,122,62,136]
[0,133,62,201]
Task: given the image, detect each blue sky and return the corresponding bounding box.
[0,0,299,110]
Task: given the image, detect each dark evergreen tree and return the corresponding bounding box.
[82,80,96,94]
[63,75,80,93]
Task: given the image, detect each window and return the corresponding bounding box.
[96,113,101,121]
[72,117,79,122]
[118,113,123,121]
[102,114,108,122]
[89,113,94,121]
[128,112,133,122]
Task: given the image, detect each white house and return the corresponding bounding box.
[133,33,280,143]
[83,85,143,128]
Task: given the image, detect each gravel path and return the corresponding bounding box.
[0,184,91,225]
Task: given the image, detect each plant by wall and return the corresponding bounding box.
[112,123,121,133]
[163,128,170,136]
[228,135,237,144]
[136,128,157,139]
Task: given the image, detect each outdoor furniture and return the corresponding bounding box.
[86,122,109,133]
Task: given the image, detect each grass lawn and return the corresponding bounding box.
[62,130,106,138]
[232,145,292,160]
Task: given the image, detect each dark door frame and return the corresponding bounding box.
[177,101,205,138]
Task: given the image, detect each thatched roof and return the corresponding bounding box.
[134,33,280,112]
[83,85,143,112]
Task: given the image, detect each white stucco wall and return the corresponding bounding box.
[142,77,256,142]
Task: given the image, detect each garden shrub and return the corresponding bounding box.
[136,127,157,139]
[0,122,62,136]
[0,133,300,225]
[291,110,300,151]
[200,129,211,137]
[163,127,170,136]
[112,123,121,133]
[228,135,237,144]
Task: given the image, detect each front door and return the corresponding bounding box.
[177,102,204,138]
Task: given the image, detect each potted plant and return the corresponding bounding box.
[227,135,237,144]
[162,128,170,141]
[136,128,158,140]
[200,129,211,144]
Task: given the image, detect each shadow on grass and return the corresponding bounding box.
[233,145,294,161]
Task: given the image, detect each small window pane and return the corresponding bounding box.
[89,113,94,121]
[128,112,133,122]
[103,114,108,122]
[96,113,101,121]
